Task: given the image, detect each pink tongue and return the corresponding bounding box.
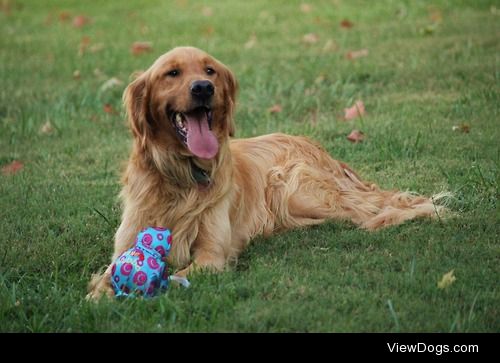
[184,111,219,160]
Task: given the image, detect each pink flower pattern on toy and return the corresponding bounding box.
[133,271,148,286]
[147,257,160,269]
[121,262,133,276]
[142,233,153,247]
[155,245,166,257]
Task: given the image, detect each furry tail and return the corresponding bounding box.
[340,166,451,230]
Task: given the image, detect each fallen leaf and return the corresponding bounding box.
[73,70,81,79]
[59,11,71,22]
[131,41,153,55]
[303,33,319,44]
[438,270,456,289]
[346,48,369,60]
[72,15,90,28]
[100,77,124,92]
[202,6,213,17]
[244,34,257,49]
[1,0,12,15]
[300,3,312,13]
[340,19,354,28]
[428,7,443,23]
[268,104,282,113]
[452,123,470,133]
[103,104,117,115]
[2,160,23,175]
[347,129,364,143]
[39,121,54,135]
[344,100,365,120]
[322,39,337,52]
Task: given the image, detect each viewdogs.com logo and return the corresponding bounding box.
[387,342,479,355]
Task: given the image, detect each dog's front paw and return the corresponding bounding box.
[86,270,115,301]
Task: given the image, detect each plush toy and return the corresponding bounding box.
[110,227,189,298]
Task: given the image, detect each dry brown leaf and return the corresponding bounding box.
[340,19,354,28]
[303,33,319,44]
[429,7,443,23]
[131,41,153,55]
[2,160,24,175]
[73,70,81,80]
[58,11,71,22]
[347,129,364,143]
[268,104,282,113]
[1,0,12,15]
[344,101,366,120]
[300,3,312,13]
[452,123,470,133]
[72,15,90,28]
[103,104,117,115]
[40,121,54,135]
[346,49,369,60]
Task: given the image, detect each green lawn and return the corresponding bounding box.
[0,0,498,332]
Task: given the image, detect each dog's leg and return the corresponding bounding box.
[174,199,233,278]
[268,158,446,231]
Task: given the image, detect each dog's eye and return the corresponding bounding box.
[206,67,216,76]
[166,69,180,77]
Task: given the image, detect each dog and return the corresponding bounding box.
[87,46,446,299]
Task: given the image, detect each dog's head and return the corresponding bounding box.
[123,47,237,162]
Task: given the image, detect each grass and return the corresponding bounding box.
[0,0,498,332]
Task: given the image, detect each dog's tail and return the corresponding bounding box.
[339,164,451,230]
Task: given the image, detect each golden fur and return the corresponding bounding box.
[88,47,445,299]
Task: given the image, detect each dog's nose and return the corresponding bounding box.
[191,80,214,100]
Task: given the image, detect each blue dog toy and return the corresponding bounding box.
[110,227,189,298]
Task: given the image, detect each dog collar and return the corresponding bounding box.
[189,159,211,188]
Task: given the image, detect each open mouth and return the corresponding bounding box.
[169,106,219,160]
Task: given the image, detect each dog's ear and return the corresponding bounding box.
[123,71,154,149]
[221,65,238,137]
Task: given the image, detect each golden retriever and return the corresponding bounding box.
[88,46,445,299]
